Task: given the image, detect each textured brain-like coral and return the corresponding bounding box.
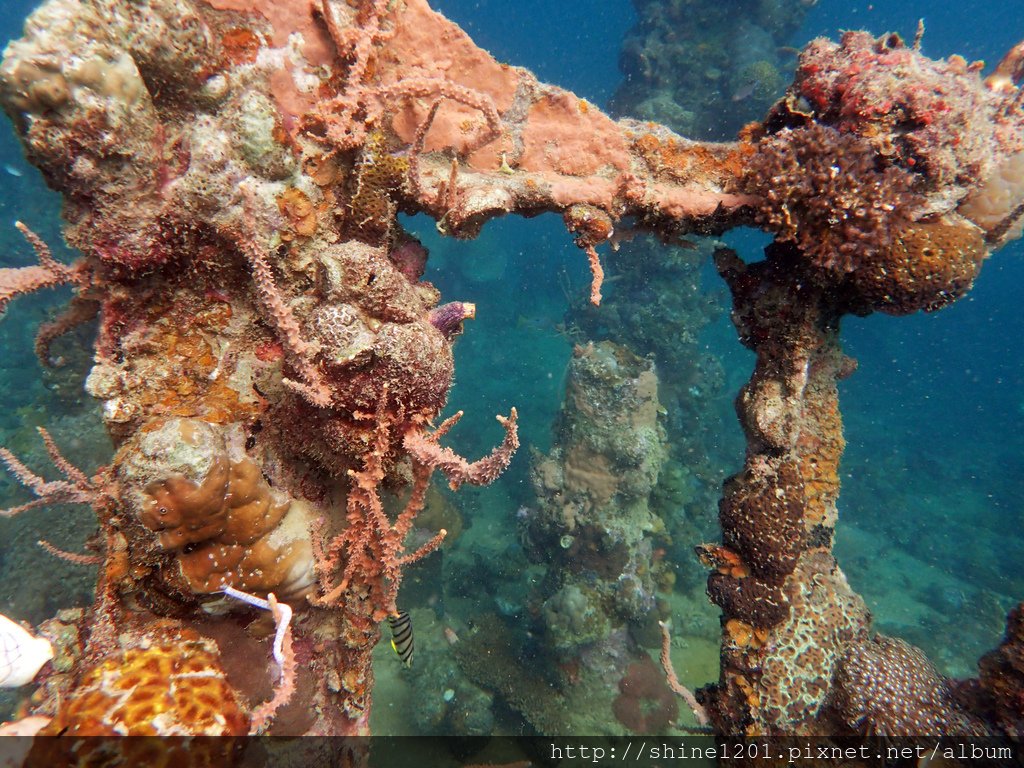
[745,123,921,276]
[308,242,454,415]
[832,634,990,737]
[39,627,247,737]
[745,123,989,314]
[759,554,868,730]
[706,571,790,630]
[116,418,316,601]
[848,217,988,314]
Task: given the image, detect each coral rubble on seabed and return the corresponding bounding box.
[0,0,1019,759]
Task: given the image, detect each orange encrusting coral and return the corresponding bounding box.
[220,27,261,66]
[792,367,846,531]
[725,619,770,650]
[696,543,751,580]
[517,91,629,177]
[630,130,752,187]
[277,187,319,239]
[39,629,248,736]
[92,282,264,430]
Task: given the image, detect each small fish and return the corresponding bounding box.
[731,82,756,102]
[388,610,413,668]
[2,165,22,178]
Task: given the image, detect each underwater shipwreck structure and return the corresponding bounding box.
[0,0,1022,756]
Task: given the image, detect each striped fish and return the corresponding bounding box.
[388,611,413,668]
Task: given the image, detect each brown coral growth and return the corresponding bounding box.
[613,655,679,734]
[848,217,988,314]
[744,123,922,276]
[832,634,990,738]
[718,461,805,581]
[978,602,1024,745]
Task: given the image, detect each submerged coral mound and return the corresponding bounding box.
[745,30,1024,314]
[613,655,678,734]
[832,634,990,738]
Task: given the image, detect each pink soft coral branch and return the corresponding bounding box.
[0,222,89,314]
[235,195,332,408]
[0,428,103,517]
[659,621,710,728]
[403,408,519,490]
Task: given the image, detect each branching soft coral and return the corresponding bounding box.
[403,408,519,490]
[312,401,518,620]
[234,197,332,408]
[0,428,106,517]
[0,222,90,316]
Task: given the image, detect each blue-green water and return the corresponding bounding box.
[423,0,1024,681]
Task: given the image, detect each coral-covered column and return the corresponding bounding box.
[703,244,869,737]
[701,29,1024,741]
